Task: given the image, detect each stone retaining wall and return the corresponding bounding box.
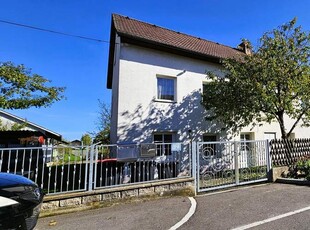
[270,166,289,182]
[41,178,194,217]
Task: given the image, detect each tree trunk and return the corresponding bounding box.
[277,111,287,139]
[277,111,293,165]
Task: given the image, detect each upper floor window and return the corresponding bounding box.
[157,77,175,101]
[202,82,208,93]
[202,82,210,102]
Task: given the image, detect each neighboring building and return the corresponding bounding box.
[107,14,309,145]
[0,110,63,147]
[70,140,82,147]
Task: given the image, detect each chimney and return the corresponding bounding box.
[238,40,252,55]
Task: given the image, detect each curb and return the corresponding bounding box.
[275,178,310,186]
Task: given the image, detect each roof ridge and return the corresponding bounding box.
[112,13,241,52]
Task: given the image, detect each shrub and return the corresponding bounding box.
[287,156,310,180]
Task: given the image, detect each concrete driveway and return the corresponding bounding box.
[36,183,310,230]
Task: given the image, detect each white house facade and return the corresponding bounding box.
[107,14,309,145]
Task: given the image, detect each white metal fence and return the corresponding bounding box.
[0,142,191,195]
[195,140,270,192]
[92,143,191,189]
[0,140,271,195]
[0,146,89,194]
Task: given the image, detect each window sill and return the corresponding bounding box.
[154,99,177,104]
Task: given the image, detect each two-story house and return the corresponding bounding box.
[107,14,309,146]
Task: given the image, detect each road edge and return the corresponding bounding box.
[169,197,196,230]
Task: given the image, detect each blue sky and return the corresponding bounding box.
[0,1,309,141]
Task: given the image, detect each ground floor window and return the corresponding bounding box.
[202,134,217,157]
[153,133,175,156]
[240,133,254,151]
[264,132,276,140]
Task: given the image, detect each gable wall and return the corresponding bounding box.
[110,34,121,144]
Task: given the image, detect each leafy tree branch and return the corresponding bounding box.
[202,18,310,139]
[0,62,65,109]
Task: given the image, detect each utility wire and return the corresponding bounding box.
[0,19,110,43]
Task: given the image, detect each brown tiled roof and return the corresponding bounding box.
[112,14,244,60]
[107,14,244,89]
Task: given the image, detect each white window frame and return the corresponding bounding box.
[153,132,176,156]
[153,132,176,143]
[264,132,276,140]
[201,81,209,102]
[156,75,176,103]
[240,132,254,151]
[202,81,210,93]
[202,134,218,157]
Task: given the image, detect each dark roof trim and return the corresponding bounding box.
[107,20,117,89]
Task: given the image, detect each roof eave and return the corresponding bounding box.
[119,33,223,64]
[106,31,225,89]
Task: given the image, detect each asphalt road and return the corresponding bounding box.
[35,197,191,230]
[180,183,310,230]
[35,183,310,230]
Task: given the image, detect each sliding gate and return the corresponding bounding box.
[196,140,270,192]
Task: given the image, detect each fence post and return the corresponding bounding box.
[266,139,272,181]
[192,142,197,195]
[234,141,239,185]
[88,144,95,191]
[93,145,98,190]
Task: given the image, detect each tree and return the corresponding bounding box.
[202,18,310,139]
[81,133,92,145]
[92,100,111,144]
[0,62,65,109]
